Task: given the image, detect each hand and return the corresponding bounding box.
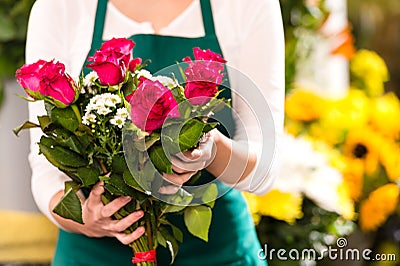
[158,132,216,194]
[79,181,145,245]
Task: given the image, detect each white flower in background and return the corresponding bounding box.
[273,133,326,194]
[116,107,129,118]
[110,116,125,128]
[96,106,112,115]
[83,93,122,126]
[81,71,99,95]
[83,71,98,87]
[136,69,153,80]
[152,75,178,88]
[135,69,178,88]
[85,93,120,116]
[273,133,354,219]
[110,107,129,128]
[102,93,121,108]
[82,113,97,125]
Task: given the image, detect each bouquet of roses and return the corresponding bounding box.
[14,37,229,265]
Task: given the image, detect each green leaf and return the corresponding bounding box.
[159,226,179,264]
[53,187,83,224]
[148,145,173,174]
[161,203,187,214]
[163,119,206,153]
[122,170,144,192]
[156,230,167,248]
[76,167,99,187]
[39,136,88,168]
[164,221,184,243]
[133,132,160,152]
[184,205,212,242]
[51,128,84,154]
[200,184,218,208]
[64,181,81,192]
[111,155,128,174]
[104,173,142,198]
[13,121,39,136]
[50,106,80,132]
[202,122,219,134]
[38,116,53,132]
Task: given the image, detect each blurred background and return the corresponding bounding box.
[0,0,399,265]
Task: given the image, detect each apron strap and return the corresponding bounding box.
[200,0,216,36]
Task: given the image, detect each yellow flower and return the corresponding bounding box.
[350,49,389,97]
[378,139,400,183]
[333,89,370,128]
[359,184,400,231]
[257,190,303,224]
[343,127,382,176]
[337,183,356,220]
[309,121,347,145]
[285,120,304,136]
[369,92,400,139]
[309,89,370,145]
[285,89,328,122]
[342,158,364,201]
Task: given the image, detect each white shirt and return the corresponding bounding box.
[26,0,285,225]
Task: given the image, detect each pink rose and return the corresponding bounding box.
[128,57,143,72]
[15,59,47,96]
[182,48,226,105]
[129,79,180,132]
[184,80,219,106]
[87,38,135,85]
[16,60,78,107]
[193,47,227,64]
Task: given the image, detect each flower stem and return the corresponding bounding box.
[145,214,153,250]
[97,158,108,175]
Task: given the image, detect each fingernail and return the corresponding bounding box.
[137,226,145,234]
[135,210,144,217]
[122,196,131,202]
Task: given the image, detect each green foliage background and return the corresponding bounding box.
[0,0,35,108]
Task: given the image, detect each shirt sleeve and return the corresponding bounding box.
[221,0,285,195]
[25,0,71,226]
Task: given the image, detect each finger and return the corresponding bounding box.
[107,210,144,232]
[174,150,201,162]
[114,226,145,245]
[158,185,181,195]
[171,156,206,173]
[162,171,196,185]
[175,138,214,163]
[101,196,131,218]
[86,181,105,209]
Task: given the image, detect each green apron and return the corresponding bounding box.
[52,0,266,265]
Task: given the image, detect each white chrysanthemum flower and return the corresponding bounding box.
[110,116,126,128]
[82,113,97,125]
[272,133,354,219]
[135,69,153,79]
[96,106,112,115]
[103,93,121,107]
[152,75,177,88]
[116,107,129,118]
[84,71,98,87]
